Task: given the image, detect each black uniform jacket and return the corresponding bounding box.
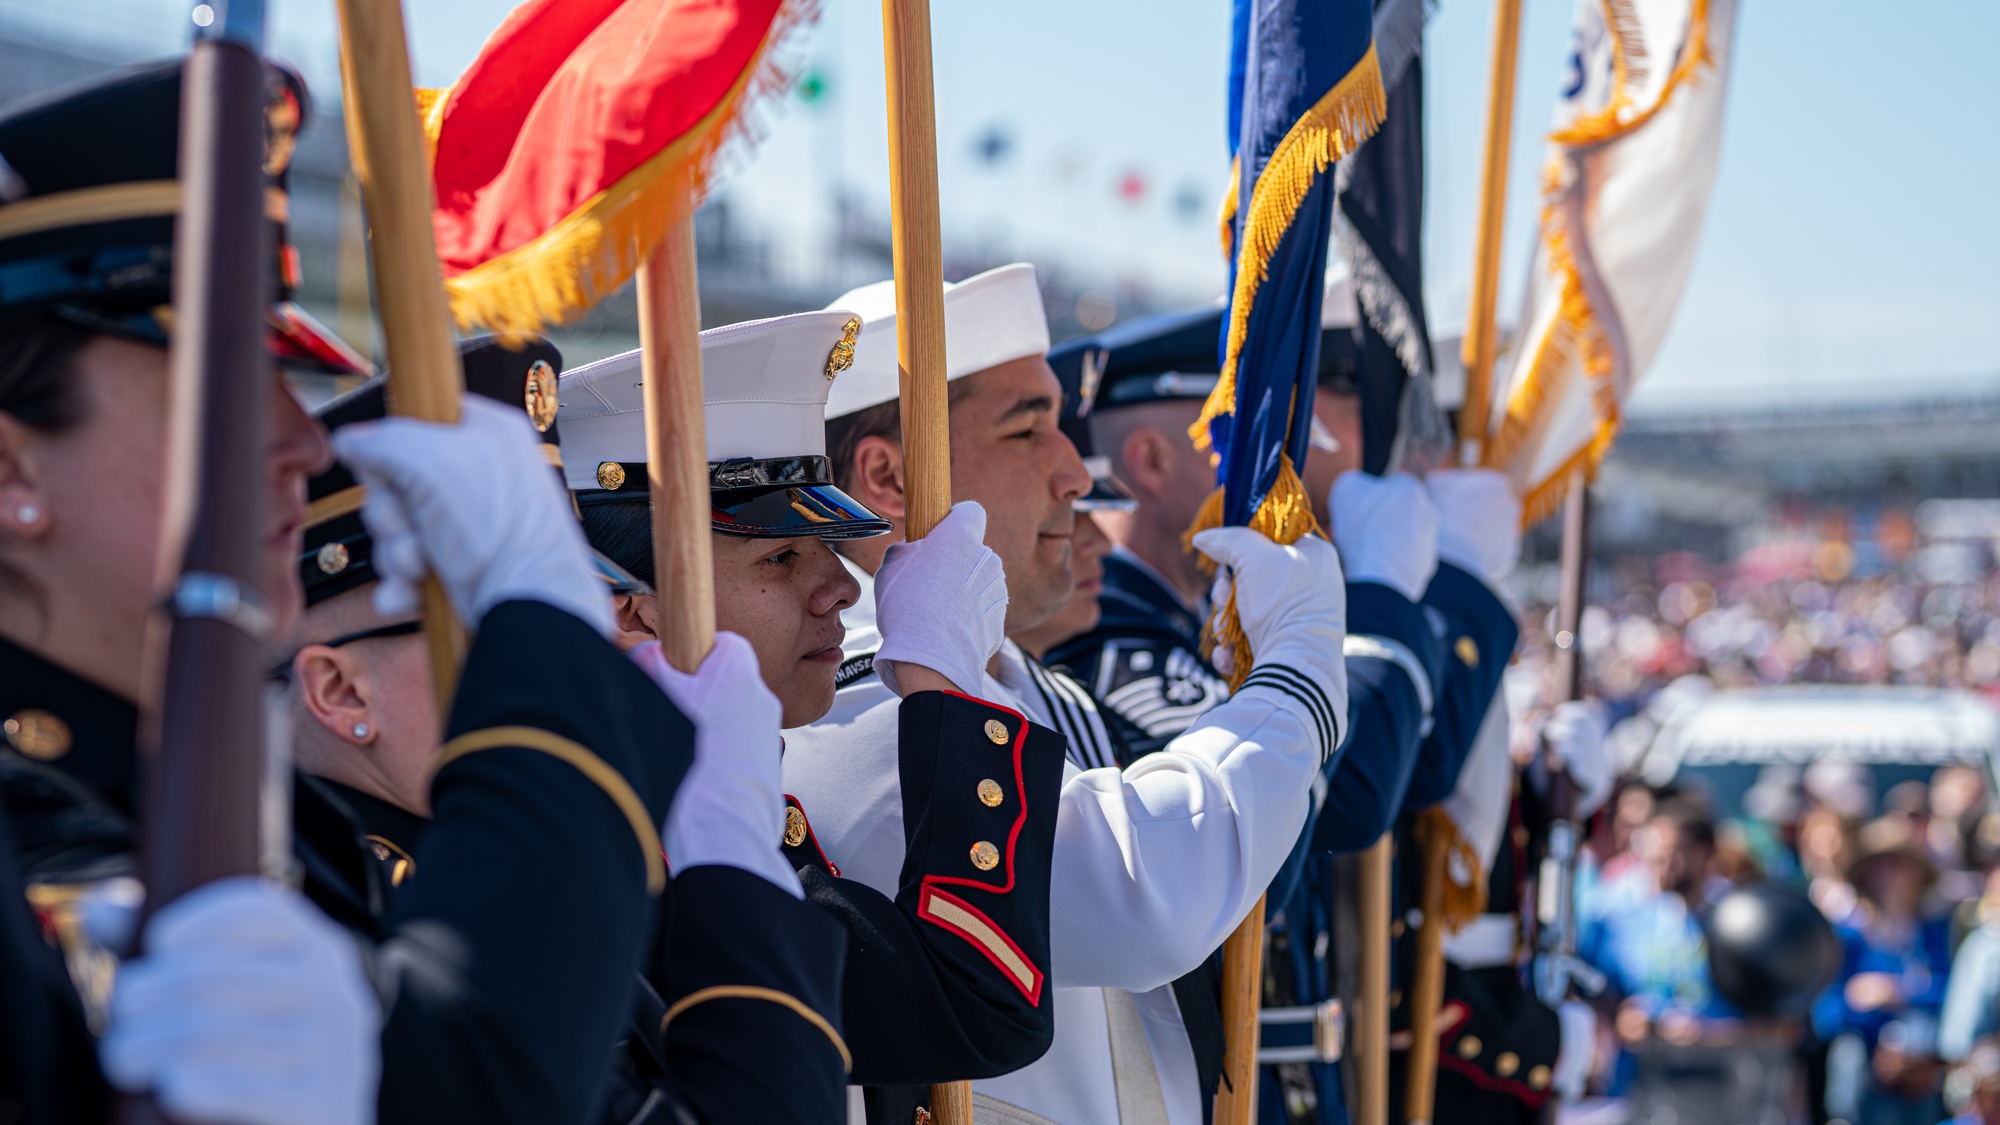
[781,690,1067,1124]
[0,600,849,1125]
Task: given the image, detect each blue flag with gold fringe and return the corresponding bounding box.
[1192,0,1386,683]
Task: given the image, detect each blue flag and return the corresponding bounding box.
[1192,0,1386,680]
[1197,0,1385,532]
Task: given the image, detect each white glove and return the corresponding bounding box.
[331,395,614,637]
[631,633,802,898]
[1192,528,1348,744]
[1553,999,1598,1101]
[1544,699,1613,819]
[872,501,1008,696]
[100,877,378,1125]
[1427,468,1522,582]
[1329,471,1439,602]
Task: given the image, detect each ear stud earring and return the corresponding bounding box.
[352,722,370,739]
[16,504,38,525]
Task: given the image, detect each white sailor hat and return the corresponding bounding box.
[558,310,892,540]
[823,262,1051,420]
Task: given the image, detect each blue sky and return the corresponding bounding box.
[7,0,1996,411]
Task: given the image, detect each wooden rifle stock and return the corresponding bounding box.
[127,14,279,1124]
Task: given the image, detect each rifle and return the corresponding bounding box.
[131,2,283,1120]
[1532,468,1606,1009]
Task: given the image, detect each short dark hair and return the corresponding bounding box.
[824,382,980,495]
[577,498,655,587]
[0,311,95,614]
[1652,798,1716,851]
[825,400,901,495]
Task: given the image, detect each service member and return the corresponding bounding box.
[0,61,835,1125]
[280,336,853,1123]
[1042,308,1448,1120]
[560,309,1070,1124]
[787,264,1349,1125]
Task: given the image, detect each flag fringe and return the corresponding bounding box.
[1190,44,1387,452]
[1217,155,1240,264]
[1181,454,1322,692]
[434,0,820,339]
[1550,0,1711,149]
[1417,805,1487,931]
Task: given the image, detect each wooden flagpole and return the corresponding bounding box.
[636,217,716,674]
[1216,896,1267,1123]
[1457,0,1524,466]
[1354,834,1393,1125]
[879,0,960,1118]
[335,0,468,708]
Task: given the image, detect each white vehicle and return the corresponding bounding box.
[1633,684,2000,816]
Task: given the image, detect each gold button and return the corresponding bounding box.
[1494,1051,1519,1077]
[912,1109,933,1125]
[316,541,350,575]
[977,778,1005,807]
[1455,636,1479,667]
[524,359,559,432]
[4,709,71,760]
[783,806,808,848]
[1457,1034,1483,1059]
[596,461,627,490]
[1527,1065,1551,1090]
[970,841,1000,870]
[984,718,1009,744]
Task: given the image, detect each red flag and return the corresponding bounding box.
[424,0,813,336]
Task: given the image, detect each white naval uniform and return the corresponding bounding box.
[786,558,1341,1125]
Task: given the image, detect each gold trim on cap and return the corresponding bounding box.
[524,359,558,432]
[0,181,291,244]
[825,316,861,381]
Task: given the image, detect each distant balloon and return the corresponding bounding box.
[1116,168,1147,207]
[973,124,1014,167]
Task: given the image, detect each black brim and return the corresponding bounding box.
[1075,476,1137,513]
[712,482,892,540]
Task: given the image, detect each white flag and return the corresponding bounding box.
[1484,0,1740,521]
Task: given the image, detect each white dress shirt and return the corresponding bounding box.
[786,556,1336,1124]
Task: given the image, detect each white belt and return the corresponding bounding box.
[1442,913,1521,969]
[1344,633,1435,735]
[972,1093,1064,1125]
[1256,998,1344,1064]
[1105,988,1170,1123]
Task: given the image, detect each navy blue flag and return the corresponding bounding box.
[1192,0,1386,682]
[1335,0,1449,476]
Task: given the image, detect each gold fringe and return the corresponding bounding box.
[414,86,448,167]
[437,0,819,338]
[1551,0,1711,149]
[1417,806,1487,932]
[1190,45,1387,453]
[1217,155,1240,263]
[1183,455,1324,692]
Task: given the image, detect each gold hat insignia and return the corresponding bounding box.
[825,317,861,381]
[524,359,559,433]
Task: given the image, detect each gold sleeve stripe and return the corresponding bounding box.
[661,985,852,1073]
[433,725,665,893]
[306,484,367,529]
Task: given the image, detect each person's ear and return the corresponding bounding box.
[850,435,906,520]
[0,415,50,542]
[610,593,659,652]
[294,645,375,746]
[1118,427,1173,501]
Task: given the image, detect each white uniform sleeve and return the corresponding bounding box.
[1049,684,1327,991]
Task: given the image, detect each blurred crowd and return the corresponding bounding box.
[1516,545,2000,1125]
